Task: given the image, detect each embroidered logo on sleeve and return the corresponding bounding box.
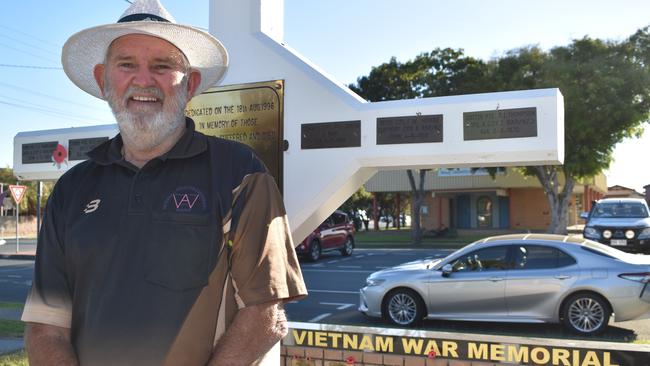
[83,199,101,214]
[162,186,207,213]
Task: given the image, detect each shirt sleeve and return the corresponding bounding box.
[228,172,307,307]
[21,185,73,328]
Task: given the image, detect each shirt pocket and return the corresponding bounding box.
[145,211,214,291]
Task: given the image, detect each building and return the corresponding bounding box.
[363,168,607,232]
[604,185,645,199]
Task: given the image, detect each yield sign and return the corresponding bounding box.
[8,185,27,204]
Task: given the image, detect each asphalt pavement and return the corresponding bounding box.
[0,238,36,260]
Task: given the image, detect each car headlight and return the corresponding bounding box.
[366,278,386,287]
[583,227,600,239]
[602,230,612,239]
[638,228,650,239]
[625,230,635,239]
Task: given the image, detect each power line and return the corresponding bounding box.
[0,25,60,49]
[0,33,60,58]
[0,97,113,125]
[0,41,59,64]
[0,64,62,70]
[0,81,102,111]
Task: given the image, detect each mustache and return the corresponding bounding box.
[123,86,164,101]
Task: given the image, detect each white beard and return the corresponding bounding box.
[104,79,188,150]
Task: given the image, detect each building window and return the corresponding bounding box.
[477,196,492,228]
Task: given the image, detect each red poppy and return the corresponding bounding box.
[346,356,355,364]
[428,350,437,359]
[52,144,68,164]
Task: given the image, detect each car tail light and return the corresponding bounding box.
[618,272,650,283]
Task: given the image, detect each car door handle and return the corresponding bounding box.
[489,277,504,282]
[554,275,571,280]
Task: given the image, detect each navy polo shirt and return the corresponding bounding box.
[22,118,307,365]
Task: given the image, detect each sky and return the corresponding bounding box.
[1,0,649,192]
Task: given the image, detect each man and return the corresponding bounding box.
[21,1,307,365]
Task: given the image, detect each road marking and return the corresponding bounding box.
[309,313,331,322]
[307,289,358,294]
[320,302,355,310]
[301,269,374,274]
[338,265,362,269]
[326,260,339,264]
[7,275,21,278]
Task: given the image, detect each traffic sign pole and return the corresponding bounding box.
[8,185,28,253]
[15,200,19,253]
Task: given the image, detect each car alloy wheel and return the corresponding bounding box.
[563,293,610,335]
[308,240,321,262]
[340,236,354,256]
[384,289,424,326]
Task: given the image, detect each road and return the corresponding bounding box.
[2,248,649,343]
[287,248,650,343]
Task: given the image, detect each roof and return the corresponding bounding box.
[478,233,587,245]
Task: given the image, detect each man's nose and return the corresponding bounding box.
[131,68,155,87]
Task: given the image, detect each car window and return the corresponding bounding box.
[592,202,649,218]
[331,213,347,225]
[513,245,576,270]
[451,246,509,272]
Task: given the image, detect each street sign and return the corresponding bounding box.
[8,185,27,204]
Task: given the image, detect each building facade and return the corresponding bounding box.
[364,168,607,232]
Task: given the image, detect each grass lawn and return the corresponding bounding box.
[0,320,24,339]
[0,350,27,366]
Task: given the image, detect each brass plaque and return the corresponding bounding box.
[463,107,537,140]
[301,121,361,149]
[377,114,443,144]
[186,80,284,191]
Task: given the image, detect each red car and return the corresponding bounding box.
[296,210,355,261]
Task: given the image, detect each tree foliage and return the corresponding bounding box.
[351,28,650,234]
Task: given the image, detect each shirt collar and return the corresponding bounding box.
[88,118,207,166]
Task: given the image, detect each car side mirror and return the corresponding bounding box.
[579,212,589,219]
[441,264,453,277]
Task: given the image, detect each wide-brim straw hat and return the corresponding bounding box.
[62,0,228,99]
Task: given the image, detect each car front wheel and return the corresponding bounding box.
[307,240,321,262]
[562,292,610,335]
[383,288,425,327]
[340,236,354,256]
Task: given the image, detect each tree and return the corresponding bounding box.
[406,169,429,244]
[350,28,650,234]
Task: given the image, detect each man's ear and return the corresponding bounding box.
[93,64,106,97]
[186,70,202,100]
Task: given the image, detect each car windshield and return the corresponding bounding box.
[431,241,481,270]
[591,202,649,218]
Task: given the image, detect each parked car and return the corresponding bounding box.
[581,198,650,254]
[359,233,650,335]
[296,210,355,261]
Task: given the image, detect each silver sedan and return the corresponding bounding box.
[359,233,650,335]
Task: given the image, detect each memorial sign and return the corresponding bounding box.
[377,114,443,144]
[301,121,361,149]
[69,137,109,161]
[463,107,537,140]
[22,142,58,164]
[186,80,284,190]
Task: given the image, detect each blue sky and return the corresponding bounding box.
[1,0,649,191]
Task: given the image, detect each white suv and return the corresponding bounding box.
[582,198,650,254]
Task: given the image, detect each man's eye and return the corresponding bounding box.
[118,63,134,69]
[154,64,172,71]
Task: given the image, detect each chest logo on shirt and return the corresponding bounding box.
[83,199,101,214]
[162,186,207,213]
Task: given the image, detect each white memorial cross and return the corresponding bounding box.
[211,0,564,243]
